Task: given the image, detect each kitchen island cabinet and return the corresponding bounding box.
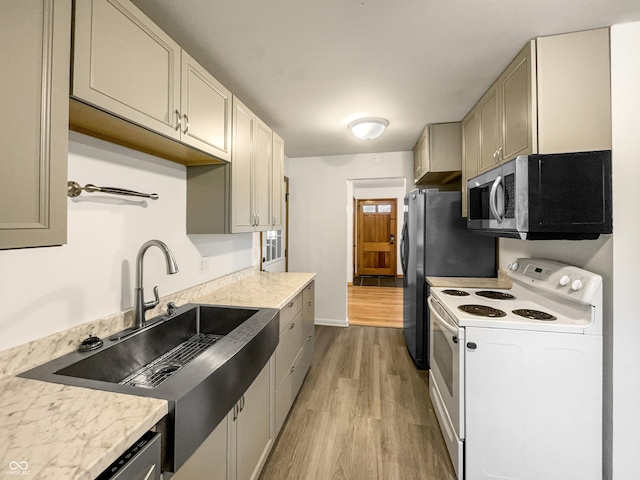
[71,0,232,165]
[0,0,70,249]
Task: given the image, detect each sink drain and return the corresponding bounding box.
[153,363,182,375]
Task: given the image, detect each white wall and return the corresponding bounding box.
[0,132,257,352]
[288,151,413,326]
[610,21,640,480]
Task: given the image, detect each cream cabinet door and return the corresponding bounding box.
[500,40,537,162]
[254,119,272,230]
[232,360,274,480]
[180,51,232,161]
[173,416,229,480]
[478,84,500,174]
[461,108,480,217]
[412,142,421,182]
[271,133,285,229]
[231,97,256,232]
[0,0,70,249]
[73,0,181,139]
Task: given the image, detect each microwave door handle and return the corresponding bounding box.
[489,175,504,223]
[428,296,458,336]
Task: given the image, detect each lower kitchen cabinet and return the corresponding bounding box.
[275,281,315,434]
[172,357,275,480]
[0,0,70,249]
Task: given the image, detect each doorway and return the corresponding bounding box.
[355,198,397,277]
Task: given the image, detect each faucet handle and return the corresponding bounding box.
[144,286,160,311]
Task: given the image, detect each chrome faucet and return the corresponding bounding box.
[134,240,179,329]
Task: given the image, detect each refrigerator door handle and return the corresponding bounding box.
[400,222,408,275]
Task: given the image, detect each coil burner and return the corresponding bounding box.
[513,309,557,321]
[458,304,507,318]
[475,290,516,300]
[442,289,470,297]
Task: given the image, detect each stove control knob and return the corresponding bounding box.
[571,279,584,292]
[559,275,571,287]
[509,262,519,271]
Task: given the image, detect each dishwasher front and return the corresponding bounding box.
[96,431,161,480]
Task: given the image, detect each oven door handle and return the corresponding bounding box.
[428,296,459,336]
[489,175,504,223]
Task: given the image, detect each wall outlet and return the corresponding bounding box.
[198,257,209,274]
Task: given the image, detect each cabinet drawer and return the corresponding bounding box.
[275,311,303,388]
[302,296,314,338]
[302,281,314,304]
[275,358,295,435]
[294,330,315,393]
[279,292,303,332]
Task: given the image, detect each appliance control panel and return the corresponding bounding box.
[507,258,602,305]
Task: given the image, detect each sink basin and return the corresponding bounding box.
[20,303,279,473]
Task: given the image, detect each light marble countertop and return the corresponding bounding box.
[191,271,316,309]
[0,271,315,480]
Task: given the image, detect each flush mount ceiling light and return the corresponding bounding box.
[348,117,389,140]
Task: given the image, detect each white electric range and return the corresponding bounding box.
[428,258,603,480]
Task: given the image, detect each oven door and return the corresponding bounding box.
[428,295,464,478]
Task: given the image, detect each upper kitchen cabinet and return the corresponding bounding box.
[179,51,233,161]
[414,122,462,185]
[0,0,70,249]
[71,0,231,165]
[186,99,284,234]
[473,28,610,176]
[461,108,480,217]
[536,28,611,153]
[230,97,273,232]
[271,133,285,229]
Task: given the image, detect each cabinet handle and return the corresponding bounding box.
[289,365,295,374]
[307,301,312,307]
[497,146,503,161]
[307,335,312,342]
[182,113,189,134]
[174,110,181,131]
[289,322,295,330]
[256,214,260,225]
[239,395,245,412]
[272,215,276,226]
[233,403,238,421]
[142,465,156,480]
[288,302,294,308]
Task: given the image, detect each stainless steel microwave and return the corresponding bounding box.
[467,150,612,240]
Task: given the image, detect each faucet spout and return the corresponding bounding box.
[134,240,179,329]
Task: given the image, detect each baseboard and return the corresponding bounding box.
[315,318,349,328]
[347,282,353,286]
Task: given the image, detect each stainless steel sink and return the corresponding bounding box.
[20,303,279,474]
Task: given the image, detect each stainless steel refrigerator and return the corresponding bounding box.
[400,189,496,369]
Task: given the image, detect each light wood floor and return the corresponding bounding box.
[259,326,457,480]
[347,285,403,328]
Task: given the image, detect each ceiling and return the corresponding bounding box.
[131,0,640,159]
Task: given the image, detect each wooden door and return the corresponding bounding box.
[356,199,397,276]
